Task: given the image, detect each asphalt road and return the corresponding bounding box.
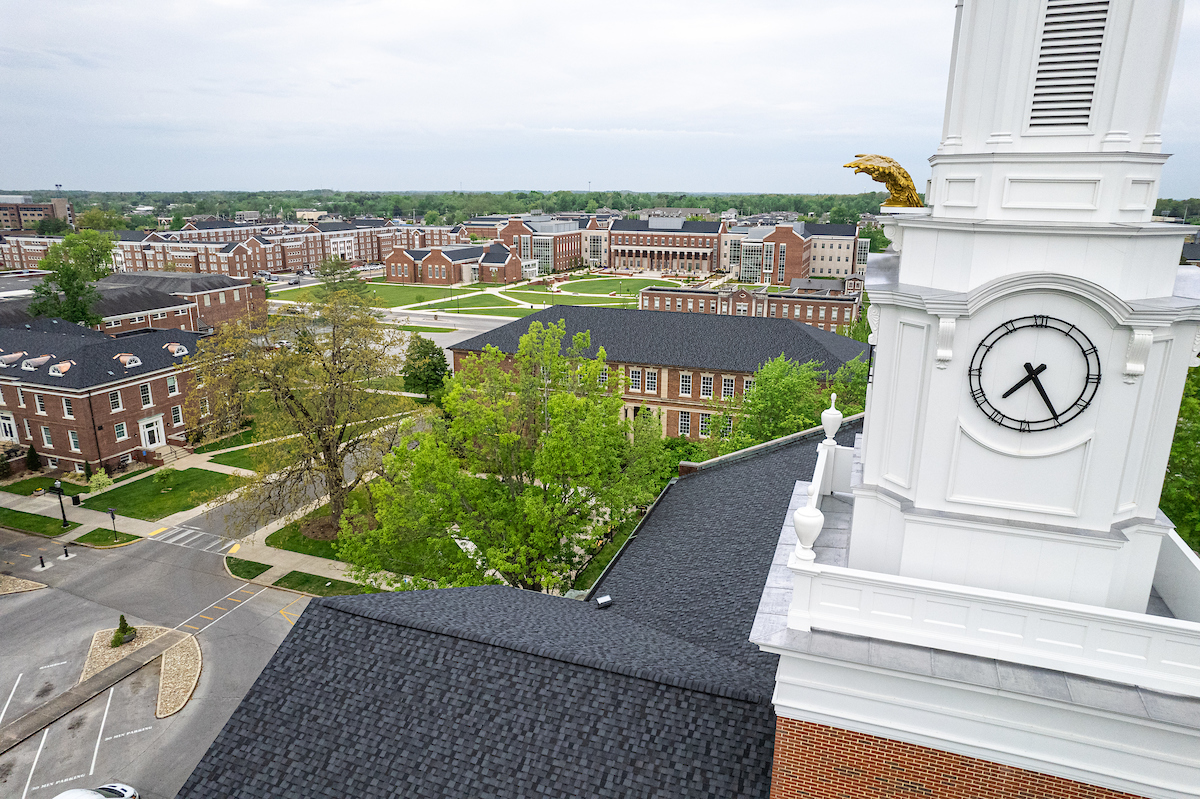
[0,527,307,799]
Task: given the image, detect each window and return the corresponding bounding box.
[678,411,691,437]
[167,375,179,395]
[176,308,187,316]
[171,405,183,426]
[806,306,813,320]
[132,315,145,323]
[778,243,786,281]
[645,370,657,393]
[140,383,152,407]
[119,453,131,466]
[722,377,735,398]
[782,305,789,318]
[686,299,693,312]
[16,389,23,407]
[744,378,755,393]
[819,307,826,320]
[233,289,240,301]
[41,426,52,447]
[47,457,57,469]
[709,300,716,312]
[219,292,226,304]
[105,320,120,328]
[629,368,642,391]
[770,304,776,318]
[700,375,713,399]
[653,297,660,309]
[724,416,733,435]
[35,394,45,414]
[204,294,211,306]
[680,373,692,396]
[599,367,608,385]
[675,298,682,311]
[68,430,80,452]
[699,413,711,437]
[62,398,73,418]
[23,419,30,438]
[114,422,128,441]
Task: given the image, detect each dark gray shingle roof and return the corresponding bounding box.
[0,324,199,388]
[611,219,722,233]
[452,306,867,374]
[99,271,246,294]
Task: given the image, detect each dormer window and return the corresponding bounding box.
[163,342,188,357]
[48,361,74,377]
[114,353,142,368]
[0,351,26,367]
[21,355,52,371]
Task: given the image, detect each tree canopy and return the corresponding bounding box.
[337,320,664,593]
[402,335,449,398]
[35,217,69,235]
[184,291,414,535]
[29,231,116,325]
[76,207,130,230]
[313,256,371,301]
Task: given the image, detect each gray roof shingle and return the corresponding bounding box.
[452,306,868,374]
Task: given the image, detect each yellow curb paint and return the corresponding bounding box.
[149,528,168,537]
[227,543,240,555]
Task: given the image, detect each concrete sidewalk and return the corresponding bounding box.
[225,495,352,583]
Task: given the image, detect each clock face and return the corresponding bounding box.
[968,315,1102,431]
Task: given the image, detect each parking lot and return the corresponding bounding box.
[0,528,309,798]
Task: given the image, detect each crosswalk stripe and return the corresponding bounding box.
[160,529,190,543]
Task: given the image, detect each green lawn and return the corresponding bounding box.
[1,476,89,497]
[283,283,471,308]
[417,293,520,310]
[209,449,258,471]
[227,556,272,580]
[272,571,369,596]
[0,507,80,536]
[558,278,678,295]
[194,424,257,453]
[513,283,551,292]
[81,468,241,521]
[75,529,140,546]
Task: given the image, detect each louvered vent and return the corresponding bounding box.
[1029,0,1109,128]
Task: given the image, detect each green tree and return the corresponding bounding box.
[35,217,69,236]
[859,227,891,252]
[403,335,449,397]
[42,230,115,280]
[839,292,871,343]
[25,445,41,472]
[341,320,662,593]
[76,208,129,230]
[170,212,185,230]
[184,292,414,534]
[1161,365,1199,551]
[828,204,859,225]
[313,256,371,301]
[423,211,442,226]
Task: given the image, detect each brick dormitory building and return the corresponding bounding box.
[449,306,867,440]
[639,278,863,332]
[0,318,200,474]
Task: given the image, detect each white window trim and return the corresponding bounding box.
[680,373,692,397]
[700,374,714,399]
[62,397,74,418]
[68,430,81,452]
[109,390,123,412]
[171,405,183,427]
[40,426,53,448]
[114,422,128,441]
[167,376,179,396]
[140,383,153,408]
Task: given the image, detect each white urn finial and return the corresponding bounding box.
[821,394,842,442]
[792,485,824,562]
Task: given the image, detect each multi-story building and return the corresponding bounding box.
[0,196,74,230]
[0,320,200,472]
[99,273,265,332]
[639,281,862,331]
[721,221,864,282]
[384,244,537,286]
[607,219,724,274]
[450,306,866,440]
[464,216,584,274]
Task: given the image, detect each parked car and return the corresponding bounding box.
[287,278,301,285]
[266,274,280,282]
[53,784,140,799]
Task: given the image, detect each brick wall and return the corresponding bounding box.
[770,717,1144,799]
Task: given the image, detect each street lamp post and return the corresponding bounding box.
[52,480,68,528]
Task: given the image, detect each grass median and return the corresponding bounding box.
[75,529,140,546]
[227,556,272,580]
[81,468,241,521]
[273,571,368,596]
[0,507,81,536]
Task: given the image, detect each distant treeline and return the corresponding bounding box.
[3,189,892,225]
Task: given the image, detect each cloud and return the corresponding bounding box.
[0,0,1195,195]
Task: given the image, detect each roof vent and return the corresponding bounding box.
[48,360,74,377]
[595,595,613,609]
[21,355,52,371]
[1029,0,1109,129]
[163,342,188,357]
[114,353,142,368]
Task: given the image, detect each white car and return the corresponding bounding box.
[53,784,139,799]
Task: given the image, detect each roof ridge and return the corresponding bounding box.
[317,596,768,704]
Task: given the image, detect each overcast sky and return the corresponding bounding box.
[2,1,1197,196]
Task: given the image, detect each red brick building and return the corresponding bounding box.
[639,280,862,331]
[0,321,201,472]
[465,216,584,274]
[99,272,265,332]
[0,196,73,230]
[607,218,725,275]
[384,243,535,286]
[449,306,867,441]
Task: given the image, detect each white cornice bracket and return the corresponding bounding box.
[936,317,956,369]
[1123,328,1154,383]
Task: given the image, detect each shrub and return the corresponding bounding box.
[0,458,10,479]
[152,467,178,485]
[109,614,137,648]
[84,461,93,480]
[88,471,114,493]
[25,445,40,472]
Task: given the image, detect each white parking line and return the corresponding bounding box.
[0,672,22,727]
[38,661,68,670]
[21,728,47,799]
[89,687,113,776]
[194,587,264,633]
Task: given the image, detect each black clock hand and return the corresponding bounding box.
[1001,362,1047,399]
[1027,368,1059,420]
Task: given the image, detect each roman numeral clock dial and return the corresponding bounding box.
[967,316,1102,432]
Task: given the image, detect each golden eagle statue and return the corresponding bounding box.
[843,154,923,208]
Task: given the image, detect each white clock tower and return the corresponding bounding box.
[851,0,1199,613]
[754,3,1200,798]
